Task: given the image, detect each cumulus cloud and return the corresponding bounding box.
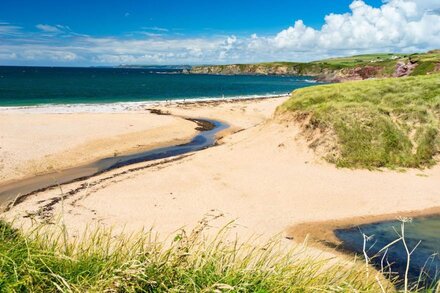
[1,0,439,65]
[267,0,440,53]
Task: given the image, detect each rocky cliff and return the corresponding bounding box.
[190,51,440,82]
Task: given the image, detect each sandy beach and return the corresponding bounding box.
[0,111,198,184]
[2,96,440,248]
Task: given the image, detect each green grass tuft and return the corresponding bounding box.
[411,62,437,76]
[0,220,395,292]
[278,74,440,169]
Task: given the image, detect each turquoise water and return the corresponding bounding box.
[335,216,440,287]
[0,66,316,106]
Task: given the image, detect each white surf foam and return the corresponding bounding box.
[0,93,289,114]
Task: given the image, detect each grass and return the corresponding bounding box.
[277,74,440,169]
[0,219,397,292]
[408,50,440,76]
[311,53,408,70]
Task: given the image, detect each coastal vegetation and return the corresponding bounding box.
[0,219,395,292]
[277,73,440,169]
[190,50,440,82]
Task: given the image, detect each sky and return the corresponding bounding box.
[0,0,440,66]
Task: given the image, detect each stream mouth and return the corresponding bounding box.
[0,118,229,207]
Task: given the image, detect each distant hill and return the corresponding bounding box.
[190,50,440,82]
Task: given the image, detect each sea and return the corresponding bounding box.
[0,66,317,110]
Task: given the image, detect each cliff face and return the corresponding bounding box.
[189,51,440,82]
[190,63,389,82]
[190,63,331,76]
[191,64,302,75]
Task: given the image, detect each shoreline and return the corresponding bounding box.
[0,93,290,114]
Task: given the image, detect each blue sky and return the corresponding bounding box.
[0,0,439,66]
[1,0,382,36]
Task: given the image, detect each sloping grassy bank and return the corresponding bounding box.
[0,220,392,292]
[277,74,440,169]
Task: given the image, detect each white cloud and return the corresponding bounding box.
[0,36,225,65]
[36,24,70,34]
[142,26,169,32]
[1,0,440,65]
[0,52,17,59]
[267,0,440,53]
[19,49,78,61]
[140,32,163,38]
[36,24,61,33]
[0,22,22,36]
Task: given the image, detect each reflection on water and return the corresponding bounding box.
[335,216,439,287]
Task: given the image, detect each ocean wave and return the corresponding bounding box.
[0,93,289,114]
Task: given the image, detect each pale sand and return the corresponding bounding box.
[3,96,440,248]
[0,112,197,183]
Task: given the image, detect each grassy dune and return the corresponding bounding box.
[278,74,440,169]
[0,220,393,292]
